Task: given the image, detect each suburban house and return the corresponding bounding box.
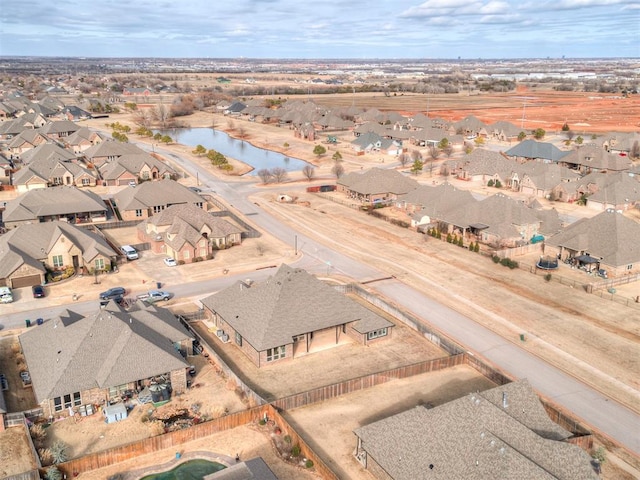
[504,139,570,164]
[99,153,176,186]
[559,144,633,174]
[397,181,475,218]
[351,132,403,156]
[2,186,108,228]
[338,168,419,205]
[38,119,81,140]
[63,126,108,154]
[122,87,153,96]
[201,264,394,368]
[19,301,193,419]
[12,156,97,192]
[0,221,118,288]
[0,154,13,186]
[82,141,146,168]
[581,172,640,212]
[544,210,640,277]
[353,379,598,480]
[489,120,523,142]
[7,129,50,156]
[437,193,543,248]
[18,142,77,166]
[518,163,579,199]
[0,113,47,140]
[453,115,489,138]
[137,203,244,263]
[113,179,206,221]
[602,132,640,156]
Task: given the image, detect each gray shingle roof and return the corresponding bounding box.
[114,179,204,212]
[546,210,640,267]
[338,168,419,196]
[201,265,393,351]
[3,186,106,223]
[19,142,77,164]
[354,379,597,480]
[19,302,192,402]
[505,140,570,162]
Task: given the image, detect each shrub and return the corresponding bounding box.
[291,444,301,457]
[474,243,480,253]
[38,448,53,466]
[50,441,68,464]
[178,260,185,265]
[492,255,501,263]
[305,459,314,468]
[494,179,502,188]
[487,179,495,187]
[592,446,607,464]
[284,434,292,444]
[446,233,452,243]
[544,273,552,282]
[45,466,62,480]
[258,418,266,426]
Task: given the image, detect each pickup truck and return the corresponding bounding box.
[136,289,172,304]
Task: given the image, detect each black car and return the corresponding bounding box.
[99,287,126,300]
[32,285,45,298]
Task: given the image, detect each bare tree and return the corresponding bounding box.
[271,167,288,183]
[132,108,152,128]
[257,169,272,184]
[238,126,247,139]
[398,153,410,167]
[566,130,575,142]
[332,162,345,179]
[153,104,171,129]
[302,165,316,181]
[427,146,440,176]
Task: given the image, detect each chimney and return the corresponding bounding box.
[502,392,508,409]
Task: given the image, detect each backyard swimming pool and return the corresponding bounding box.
[139,458,225,479]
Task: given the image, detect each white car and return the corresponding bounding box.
[164,257,177,267]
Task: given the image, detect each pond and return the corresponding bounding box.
[157,127,311,175]
[139,458,226,479]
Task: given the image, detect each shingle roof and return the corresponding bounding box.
[99,153,176,180]
[399,182,475,217]
[13,156,95,185]
[354,379,597,480]
[19,302,192,402]
[0,221,117,277]
[201,264,393,351]
[546,210,640,267]
[3,186,106,222]
[338,168,419,196]
[19,142,77,164]
[505,140,570,162]
[114,179,203,211]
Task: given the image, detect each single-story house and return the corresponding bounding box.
[353,379,598,480]
[338,167,419,205]
[13,156,97,192]
[82,141,146,168]
[544,209,640,277]
[99,153,176,186]
[113,179,206,221]
[2,186,107,228]
[137,203,244,263]
[19,301,193,419]
[504,139,570,164]
[0,221,119,288]
[201,264,394,367]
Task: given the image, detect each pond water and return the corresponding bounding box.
[139,458,225,479]
[158,127,310,175]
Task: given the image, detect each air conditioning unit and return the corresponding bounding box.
[221,334,229,343]
[216,329,224,338]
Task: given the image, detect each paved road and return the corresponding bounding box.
[5,143,639,455]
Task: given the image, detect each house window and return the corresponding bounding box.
[266,346,286,362]
[141,171,150,180]
[52,255,63,268]
[367,328,388,340]
[135,209,143,217]
[95,258,105,270]
[52,176,63,185]
[153,205,164,213]
[54,396,62,412]
[200,248,207,257]
[183,251,190,260]
[57,392,82,410]
[73,392,81,406]
[108,384,128,398]
[196,202,203,209]
[81,178,90,186]
[235,332,242,346]
[627,264,633,270]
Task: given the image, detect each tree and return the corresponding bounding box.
[313,145,327,157]
[518,131,527,141]
[50,441,68,464]
[398,152,410,167]
[443,145,454,158]
[561,122,570,132]
[575,136,584,145]
[437,138,449,150]
[302,165,316,181]
[332,150,342,162]
[257,169,272,184]
[271,167,288,183]
[331,162,345,178]
[193,144,207,156]
[565,130,575,142]
[160,135,173,144]
[533,128,546,139]
[630,140,640,159]
[45,466,62,480]
[153,104,172,129]
[427,146,440,176]
[410,158,424,175]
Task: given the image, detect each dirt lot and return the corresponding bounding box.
[0,424,38,478]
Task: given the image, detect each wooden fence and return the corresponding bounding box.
[52,405,272,477]
[272,354,466,411]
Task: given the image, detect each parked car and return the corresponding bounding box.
[164,257,177,267]
[32,285,45,298]
[189,186,202,194]
[137,289,172,304]
[121,245,139,260]
[99,287,126,300]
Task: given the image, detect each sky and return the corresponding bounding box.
[0,0,638,59]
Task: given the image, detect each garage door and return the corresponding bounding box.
[11,275,42,288]
[0,278,6,287]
